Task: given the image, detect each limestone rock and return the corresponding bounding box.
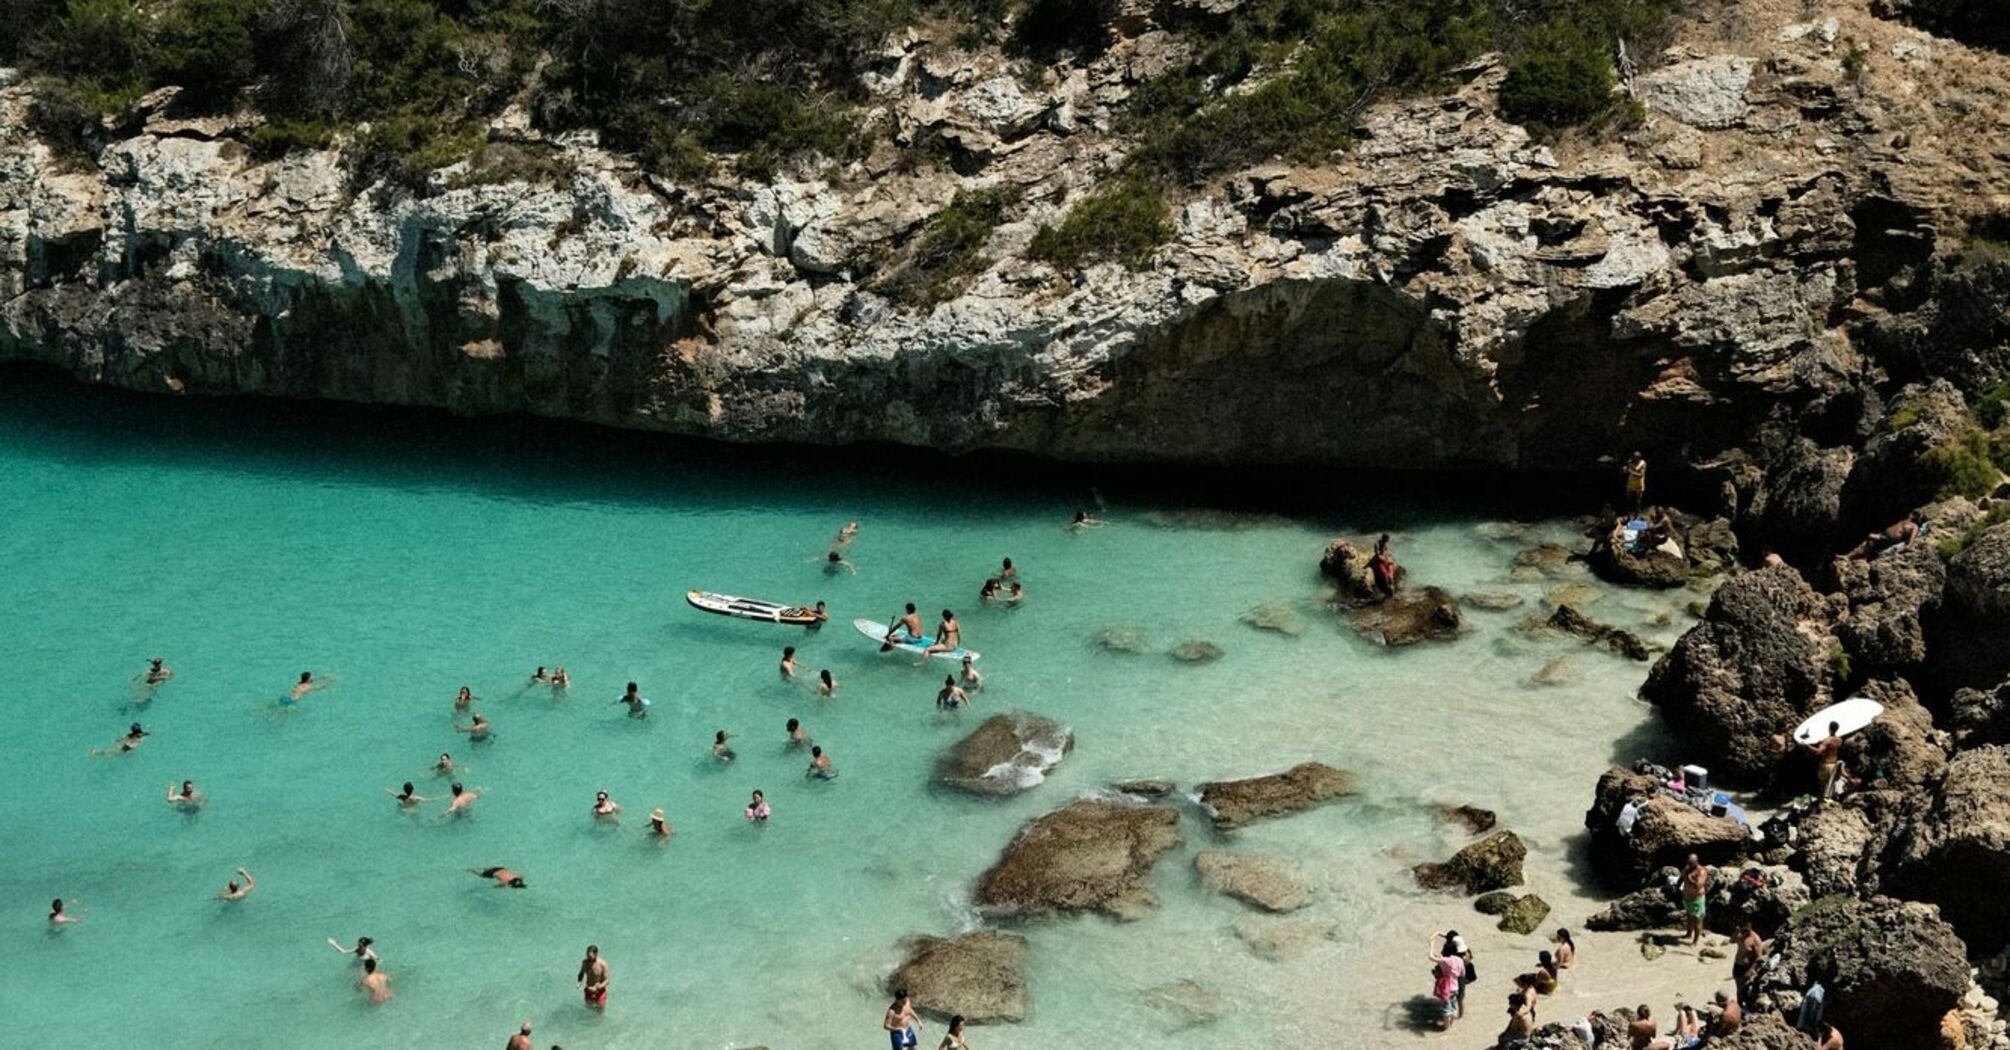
[974,800,1182,919]
[1474,890,1517,915]
[937,713,1074,796]
[1194,762,1356,831]
[886,931,1028,1023]
[1940,524,2010,689]
[1464,591,1526,611]
[1640,566,1838,780]
[1093,626,1149,654]
[1110,779,1175,799]
[1762,896,1970,1050]
[1193,851,1310,912]
[1638,55,1755,129]
[1413,830,1527,893]
[1349,587,1463,646]
[1496,893,1551,935]
[1541,605,1653,661]
[1240,603,1303,635]
[1437,804,1498,834]
[1832,543,1946,676]
[1231,918,1331,961]
[1884,745,2010,953]
[1318,538,1381,603]
[1584,767,1753,884]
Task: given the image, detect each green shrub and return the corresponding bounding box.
[877,187,1017,304]
[1974,380,2010,431]
[1937,503,2010,559]
[354,115,482,191]
[247,117,336,159]
[450,141,578,188]
[1841,39,1869,82]
[1498,19,1619,130]
[1827,642,1853,684]
[1925,428,2006,500]
[1029,178,1171,270]
[151,0,263,110]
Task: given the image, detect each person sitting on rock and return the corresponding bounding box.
[1369,534,1398,598]
[1707,989,1742,1037]
[1849,511,1923,559]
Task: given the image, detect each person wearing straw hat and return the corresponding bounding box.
[647,808,672,838]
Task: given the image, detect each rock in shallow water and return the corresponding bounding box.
[1240,603,1303,635]
[937,712,1073,796]
[886,931,1028,1023]
[1348,587,1463,646]
[1232,918,1333,961]
[1169,639,1225,663]
[1195,762,1356,830]
[1110,779,1175,799]
[1463,590,1526,611]
[1413,830,1527,893]
[1436,803,1498,834]
[1495,893,1551,934]
[1194,851,1310,912]
[974,800,1182,919]
[1092,626,1149,654]
[1139,978,1233,1028]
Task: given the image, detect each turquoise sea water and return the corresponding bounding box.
[0,373,1695,1050]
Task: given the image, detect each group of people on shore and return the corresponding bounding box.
[1429,927,1576,1044]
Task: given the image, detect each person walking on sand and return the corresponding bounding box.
[1623,451,1647,513]
[217,866,256,901]
[359,956,392,1004]
[1429,931,1466,1031]
[1679,854,1709,946]
[884,989,921,1049]
[577,944,610,1010]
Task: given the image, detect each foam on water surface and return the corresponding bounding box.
[0,378,1693,1049]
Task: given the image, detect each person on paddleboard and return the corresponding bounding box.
[922,610,961,658]
[882,604,925,649]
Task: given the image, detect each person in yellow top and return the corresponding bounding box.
[1623,451,1647,512]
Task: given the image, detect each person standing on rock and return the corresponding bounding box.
[1679,854,1709,946]
[1429,932,1465,1030]
[1370,535,1399,598]
[883,989,921,1049]
[1623,452,1647,513]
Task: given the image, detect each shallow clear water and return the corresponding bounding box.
[0,376,1698,1050]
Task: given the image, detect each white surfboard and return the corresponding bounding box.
[852,618,979,662]
[687,590,820,625]
[1794,697,1884,745]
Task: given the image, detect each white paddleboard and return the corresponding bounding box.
[1794,697,1884,745]
[687,590,820,625]
[852,618,979,662]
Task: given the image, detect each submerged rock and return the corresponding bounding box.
[1240,604,1303,636]
[1541,604,1653,661]
[1473,890,1517,915]
[1195,762,1356,830]
[1231,918,1332,961]
[1092,626,1149,654]
[1436,803,1498,834]
[938,713,1074,796]
[1169,639,1225,663]
[1412,830,1527,893]
[1110,779,1175,799]
[1139,978,1233,1028]
[1529,655,1579,686]
[974,799,1182,919]
[1193,851,1310,912]
[886,931,1028,1023]
[1512,543,1573,576]
[1463,590,1526,611]
[1349,587,1463,646]
[1496,893,1551,935]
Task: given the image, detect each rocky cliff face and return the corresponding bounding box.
[2,2,2007,483]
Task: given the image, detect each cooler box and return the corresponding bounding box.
[1682,764,1710,792]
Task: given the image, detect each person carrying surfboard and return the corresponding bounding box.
[922,610,962,659]
[1806,722,1844,799]
[882,604,925,650]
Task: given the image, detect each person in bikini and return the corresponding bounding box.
[592,791,621,821]
[921,609,961,658]
[936,676,969,711]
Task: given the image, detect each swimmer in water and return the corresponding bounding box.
[217,866,256,901]
[454,686,474,711]
[529,666,550,685]
[922,609,961,658]
[434,752,456,776]
[960,655,983,691]
[806,600,829,631]
[359,956,392,1004]
[780,646,798,679]
[142,658,175,686]
[647,808,672,838]
[470,865,526,888]
[786,718,810,749]
[817,669,837,696]
[1067,509,1105,531]
[506,1021,534,1050]
[833,520,859,549]
[386,782,434,807]
[824,550,857,575]
[936,676,969,711]
[997,557,1016,580]
[327,936,376,964]
[592,790,621,821]
[1006,581,1023,605]
[979,578,1000,602]
[806,745,835,779]
[288,671,332,702]
[712,730,736,762]
[615,682,650,719]
[744,789,770,823]
[577,944,610,1010]
[550,667,570,691]
[92,723,148,756]
[455,711,493,741]
[49,898,82,926]
[166,780,205,809]
[447,782,482,815]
